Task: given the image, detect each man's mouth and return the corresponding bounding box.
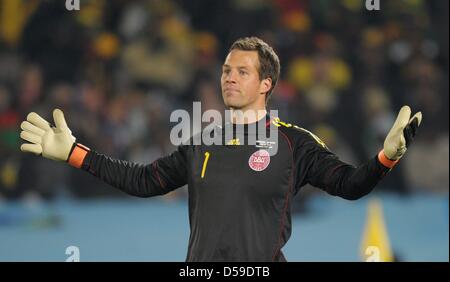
[224,88,240,95]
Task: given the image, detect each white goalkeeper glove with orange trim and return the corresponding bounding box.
[20,109,89,168]
[378,105,422,168]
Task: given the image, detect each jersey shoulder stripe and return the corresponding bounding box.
[272,117,328,149]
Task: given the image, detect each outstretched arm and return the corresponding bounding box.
[301,105,422,200]
[19,109,188,197]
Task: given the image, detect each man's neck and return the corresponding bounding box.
[229,108,267,124]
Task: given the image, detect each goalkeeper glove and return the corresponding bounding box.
[379,105,422,168]
[20,109,90,168]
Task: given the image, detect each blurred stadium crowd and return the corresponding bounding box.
[0,0,448,202]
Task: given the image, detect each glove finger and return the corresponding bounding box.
[53,108,69,129]
[27,112,51,131]
[20,121,46,137]
[20,143,42,155]
[20,130,42,144]
[393,105,412,132]
[403,117,419,147]
[409,112,422,126]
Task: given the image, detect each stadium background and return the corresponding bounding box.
[0,0,448,261]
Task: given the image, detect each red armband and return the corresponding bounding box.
[68,143,90,168]
[377,150,399,169]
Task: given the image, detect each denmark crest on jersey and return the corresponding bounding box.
[248,149,271,171]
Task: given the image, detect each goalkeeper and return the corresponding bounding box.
[19,37,422,262]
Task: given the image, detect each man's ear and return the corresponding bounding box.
[260,78,272,95]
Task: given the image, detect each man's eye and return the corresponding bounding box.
[239,70,247,75]
[223,69,230,75]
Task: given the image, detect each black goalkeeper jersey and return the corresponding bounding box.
[78,114,391,262]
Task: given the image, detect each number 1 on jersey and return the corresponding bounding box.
[201,152,210,179]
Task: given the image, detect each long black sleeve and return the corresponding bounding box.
[79,145,189,197]
[294,130,391,200]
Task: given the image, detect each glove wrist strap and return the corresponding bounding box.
[68,143,90,168]
[378,150,399,168]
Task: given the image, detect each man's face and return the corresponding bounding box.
[221,50,269,110]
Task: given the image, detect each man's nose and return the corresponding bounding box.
[225,70,237,83]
